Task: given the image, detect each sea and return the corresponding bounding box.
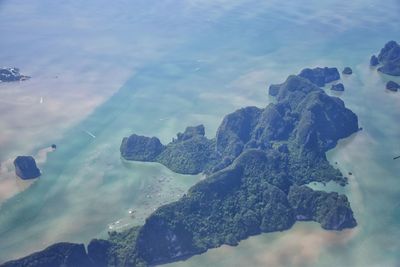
[0,0,399,266]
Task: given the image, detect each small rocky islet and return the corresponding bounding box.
[13,156,41,180]
[342,67,353,75]
[386,81,399,92]
[2,69,360,266]
[0,67,30,82]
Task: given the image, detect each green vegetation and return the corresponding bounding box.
[112,75,359,266]
[121,125,219,175]
[157,136,218,174]
[2,74,360,267]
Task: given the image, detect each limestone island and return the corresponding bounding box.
[371,40,400,76]
[13,156,41,180]
[2,73,359,267]
[0,68,30,82]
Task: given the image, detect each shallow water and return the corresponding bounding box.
[0,0,400,266]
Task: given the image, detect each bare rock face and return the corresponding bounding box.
[13,156,41,179]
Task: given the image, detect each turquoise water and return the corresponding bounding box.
[0,0,400,266]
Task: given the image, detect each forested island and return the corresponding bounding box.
[1,70,359,267]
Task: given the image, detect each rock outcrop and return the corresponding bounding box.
[342,67,353,75]
[371,41,400,76]
[0,68,30,82]
[157,125,218,174]
[377,41,400,76]
[86,239,112,267]
[0,243,93,267]
[331,83,345,91]
[370,55,379,66]
[13,156,41,179]
[386,81,399,92]
[120,134,165,161]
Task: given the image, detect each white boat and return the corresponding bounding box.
[83,130,96,139]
